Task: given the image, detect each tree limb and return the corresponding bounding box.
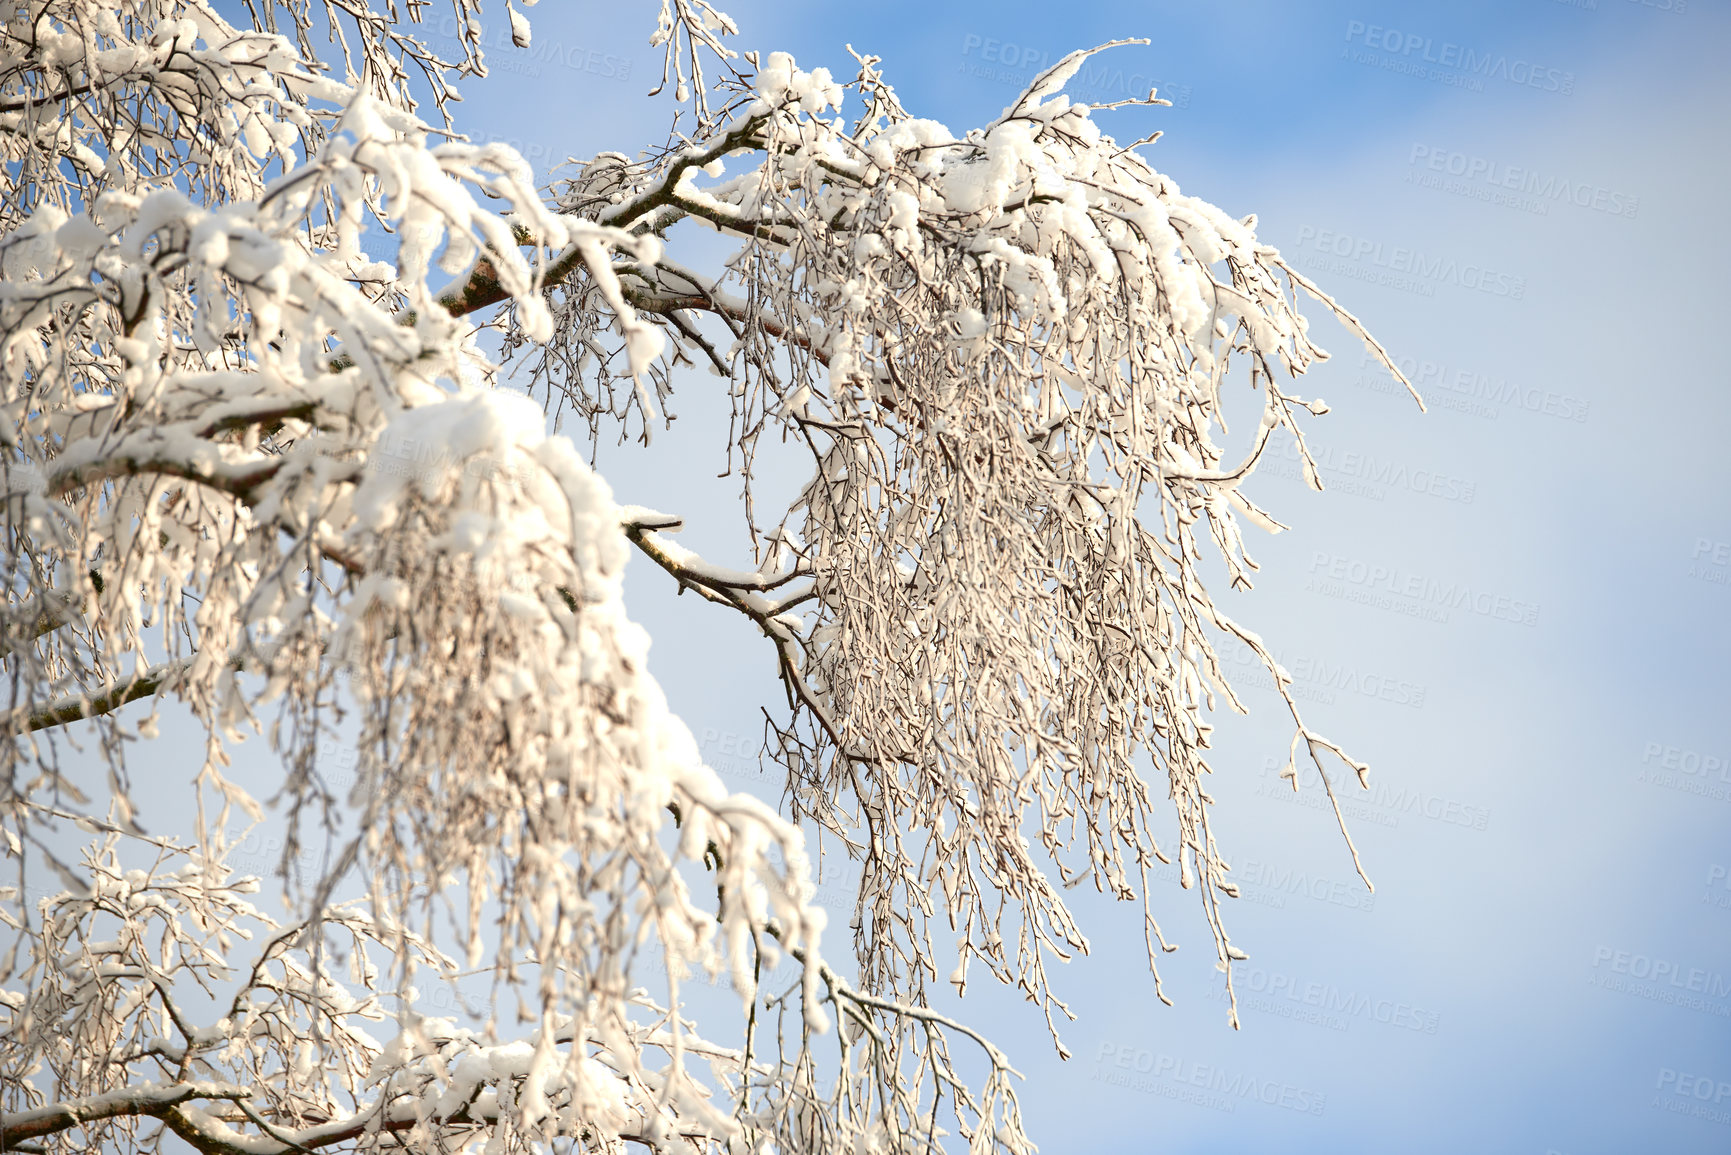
[47,453,288,504]
[9,657,193,734]
[0,1082,253,1146]
[434,113,775,321]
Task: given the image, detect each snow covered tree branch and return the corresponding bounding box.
[509,40,1419,1039]
[1,1,1417,1152]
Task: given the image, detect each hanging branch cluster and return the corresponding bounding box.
[1,0,1415,1151]
[515,43,1417,1042]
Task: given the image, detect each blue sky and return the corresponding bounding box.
[163,0,1731,1150]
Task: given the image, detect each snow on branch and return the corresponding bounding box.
[2,4,1415,1152]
